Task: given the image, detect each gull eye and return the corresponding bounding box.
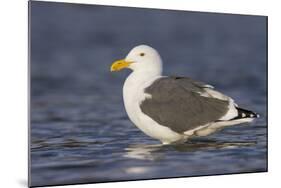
[140,53,145,57]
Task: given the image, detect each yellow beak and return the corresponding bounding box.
[110,59,133,72]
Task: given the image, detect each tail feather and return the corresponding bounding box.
[231,107,260,120]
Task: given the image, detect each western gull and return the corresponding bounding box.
[110,45,259,144]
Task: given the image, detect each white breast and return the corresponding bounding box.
[123,72,183,144]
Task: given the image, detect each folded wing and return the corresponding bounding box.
[140,76,231,133]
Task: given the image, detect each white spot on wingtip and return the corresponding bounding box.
[250,114,254,118]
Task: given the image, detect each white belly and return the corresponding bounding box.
[136,110,184,144]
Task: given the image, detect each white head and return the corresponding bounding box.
[111,45,163,76]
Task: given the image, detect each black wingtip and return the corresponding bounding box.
[239,107,260,118]
[231,107,260,120]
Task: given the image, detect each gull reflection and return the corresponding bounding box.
[124,139,256,160]
[124,166,151,174]
[124,144,164,160]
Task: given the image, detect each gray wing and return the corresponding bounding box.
[140,76,229,133]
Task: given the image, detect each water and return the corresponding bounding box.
[30,1,267,187]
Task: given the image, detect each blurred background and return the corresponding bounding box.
[30,1,267,187]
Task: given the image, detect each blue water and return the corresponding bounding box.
[30,1,267,187]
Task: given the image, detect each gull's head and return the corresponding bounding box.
[111,45,162,75]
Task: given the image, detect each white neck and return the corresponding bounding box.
[122,69,162,126]
[125,68,162,92]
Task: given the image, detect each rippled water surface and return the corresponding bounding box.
[30,2,267,187]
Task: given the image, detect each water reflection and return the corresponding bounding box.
[124,140,256,160]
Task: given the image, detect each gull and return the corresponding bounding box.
[111,45,259,144]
